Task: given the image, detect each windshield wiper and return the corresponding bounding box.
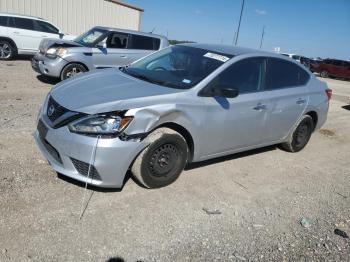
[127,70,163,85]
[121,68,186,89]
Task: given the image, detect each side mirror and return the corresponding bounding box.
[199,85,239,98]
[96,41,107,49]
[59,32,64,39]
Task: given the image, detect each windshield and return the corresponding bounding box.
[123,45,233,89]
[74,28,107,47]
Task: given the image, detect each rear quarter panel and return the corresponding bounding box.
[306,77,329,129]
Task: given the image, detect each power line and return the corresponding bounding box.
[235,0,245,45]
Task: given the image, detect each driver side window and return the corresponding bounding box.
[106,32,128,49]
[208,57,264,94]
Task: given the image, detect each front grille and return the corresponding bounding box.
[70,158,102,181]
[47,96,69,122]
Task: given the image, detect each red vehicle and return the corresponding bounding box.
[313,59,350,79]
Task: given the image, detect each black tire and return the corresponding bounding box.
[0,40,16,60]
[60,63,87,80]
[320,70,329,78]
[131,128,188,189]
[280,115,314,152]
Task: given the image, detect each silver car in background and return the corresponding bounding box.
[35,44,331,189]
[31,26,169,80]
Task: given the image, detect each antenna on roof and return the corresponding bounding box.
[150,27,156,33]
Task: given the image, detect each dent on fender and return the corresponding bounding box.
[124,104,182,135]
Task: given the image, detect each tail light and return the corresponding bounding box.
[325,89,332,101]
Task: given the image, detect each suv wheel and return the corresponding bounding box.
[0,40,16,60]
[280,115,314,153]
[131,128,188,189]
[61,63,87,80]
[320,70,329,78]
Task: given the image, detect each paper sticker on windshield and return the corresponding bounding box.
[182,79,191,84]
[204,52,230,62]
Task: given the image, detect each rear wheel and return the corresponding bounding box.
[320,70,329,78]
[0,40,16,60]
[131,128,188,189]
[60,63,87,80]
[280,115,314,152]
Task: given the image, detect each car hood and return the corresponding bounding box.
[39,38,82,54]
[50,69,184,114]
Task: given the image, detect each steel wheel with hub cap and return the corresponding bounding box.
[131,128,188,188]
[60,63,87,80]
[0,40,16,60]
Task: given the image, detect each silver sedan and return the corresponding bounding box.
[35,43,331,189]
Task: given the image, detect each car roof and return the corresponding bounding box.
[0,12,46,21]
[177,43,314,71]
[178,43,275,56]
[93,26,167,40]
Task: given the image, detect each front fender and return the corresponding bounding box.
[123,103,205,161]
[124,104,191,134]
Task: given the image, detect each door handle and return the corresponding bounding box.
[13,31,20,34]
[120,55,127,58]
[253,103,267,111]
[296,98,306,105]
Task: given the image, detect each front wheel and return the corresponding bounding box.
[0,40,16,60]
[131,128,188,189]
[60,63,87,80]
[280,115,314,152]
[320,70,329,78]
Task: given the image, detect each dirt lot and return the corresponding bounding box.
[0,60,349,261]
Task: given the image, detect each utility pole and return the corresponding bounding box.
[259,25,265,49]
[232,30,237,45]
[235,0,245,45]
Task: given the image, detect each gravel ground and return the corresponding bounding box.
[0,60,349,261]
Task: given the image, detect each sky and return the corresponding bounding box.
[127,0,350,60]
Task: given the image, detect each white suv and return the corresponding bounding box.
[0,13,74,60]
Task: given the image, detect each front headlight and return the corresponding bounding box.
[46,47,67,58]
[68,114,133,136]
[57,48,67,57]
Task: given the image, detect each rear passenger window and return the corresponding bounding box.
[13,17,35,30]
[208,57,264,94]
[34,20,59,34]
[0,16,8,26]
[129,35,160,50]
[266,58,309,90]
[106,32,128,48]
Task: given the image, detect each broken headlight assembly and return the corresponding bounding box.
[68,114,133,137]
[46,47,67,59]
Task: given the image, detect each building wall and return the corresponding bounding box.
[0,0,141,35]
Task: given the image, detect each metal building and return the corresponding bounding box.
[0,0,143,35]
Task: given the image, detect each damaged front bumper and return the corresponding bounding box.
[31,52,68,78]
[34,117,146,188]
